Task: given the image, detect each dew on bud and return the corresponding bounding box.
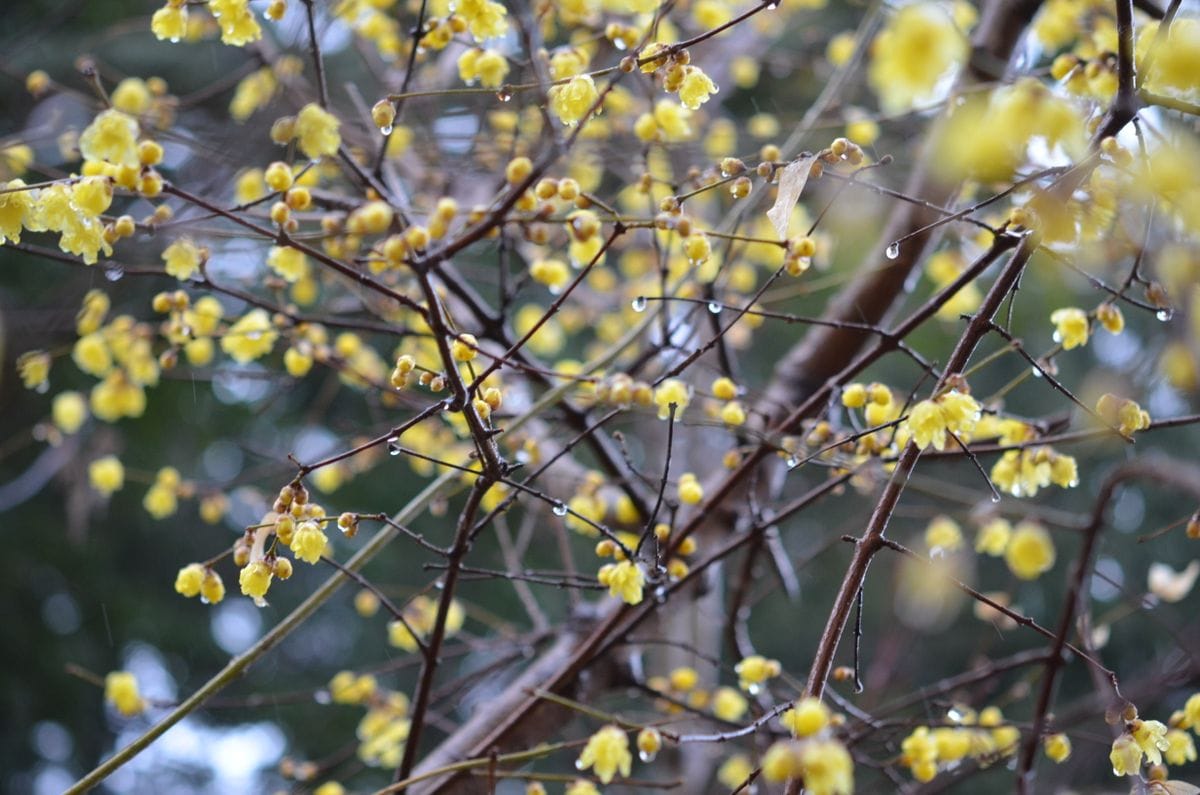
[380,124,393,135]
[631,296,648,312]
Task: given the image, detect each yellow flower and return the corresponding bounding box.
[239,561,274,600]
[711,686,748,721]
[1165,729,1197,765]
[734,655,781,692]
[678,66,718,109]
[868,3,967,112]
[104,670,145,716]
[17,350,51,390]
[88,455,125,495]
[52,391,88,433]
[201,569,225,603]
[72,176,113,216]
[1044,732,1071,763]
[1050,307,1089,350]
[653,378,690,420]
[291,520,328,564]
[111,77,151,115]
[602,560,645,605]
[908,398,948,450]
[1132,719,1170,766]
[799,739,854,795]
[79,109,139,167]
[677,473,704,504]
[782,697,830,737]
[151,4,188,41]
[939,390,980,434]
[548,75,599,126]
[162,237,202,281]
[175,563,205,597]
[718,754,753,789]
[974,518,1011,556]
[0,179,37,244]
[73,332,112,377]
[1005,521,1055,580]
[1110,732,1142,776]
[329,671,378,705]
[267,245,307,282]
[458,0,508,40]
[143,483,178,519]
[576,725,631,784]
[924,515,963,552]
[762,741,801,782]
[221,308,278,363]
[388,619,419,652]
[209,0,262,46]
[294,102,341,159]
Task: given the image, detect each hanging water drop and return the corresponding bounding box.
[313,690,332,705]
[1031,366,1043,378]
[1156,308,1173,322]
[631,296,648,312]
[639,750,656,763]
[552,501,568,516]
[930,547,946,560]
[380,124,393,135]
[387,436,401,455]
[707,301,723,315]
[575,759,586,771]
[885,242,900,260]
[496,87,513,102]
[104,266,124,282]
[654,585,667,604]
[786,455,800,470]
[990,493,1001,503]
[747,682,762,695]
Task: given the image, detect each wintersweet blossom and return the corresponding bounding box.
[576,725,631,784]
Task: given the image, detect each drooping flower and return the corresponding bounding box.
[576,725,632,784]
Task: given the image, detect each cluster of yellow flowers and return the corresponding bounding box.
[899,705,1022,782]
[646,665,749,723]
[387,594,466,652]
[758,697,856,793]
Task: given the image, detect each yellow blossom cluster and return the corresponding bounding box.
[899,706,1021,782]
[387,595,466,652]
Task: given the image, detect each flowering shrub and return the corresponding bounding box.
[4,0,1200,792]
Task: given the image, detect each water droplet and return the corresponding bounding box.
[1031,366,1043,378]
[35,381,50,395]
[313,690,332,705]
[1156,308,1173,322]
[930,547,946,560]
[496,87,513,102]
[766,0,779,8]
[104,266,124,282]
[747,682,762,695]
[885,242,900,260]
[654,585,667,603]
[613,39,627,51]
[247,331,262,340]
[720,168,731,178]
[387,436,401,455]
[380,124,393,135]
[786,456,800,470]
[169,36,181,43]
[1067,478,1079,488]
[552,502,568,516]
[631,296,648,312]
[990,493,1001,503]
[575,759,586,771]
[707,301,723,315]
[639,750,656,763]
